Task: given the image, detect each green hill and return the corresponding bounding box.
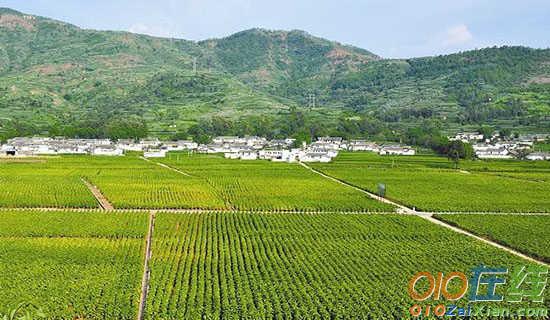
[0,7,548,140]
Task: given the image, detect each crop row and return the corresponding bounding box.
[0,210,148,319]
[312,152,550,212]
[145,212,544,319]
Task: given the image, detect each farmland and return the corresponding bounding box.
[1,155,391,211]
[435,214,550,262]
[311,152,550,212]
[0,156,226,209]
[145,212,547,319]
[0,153,549,319]
[0,210,148,319]
[157,153,393,212]
[0,158,98,208]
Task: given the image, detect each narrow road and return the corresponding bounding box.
[80,177,114,210]
[137,210,156,320]
[298,162,414,214]
[140,157,193,177]
[299,162,549,267]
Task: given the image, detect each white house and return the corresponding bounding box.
[56,144,88,155]
[1,145,17,156]
[224,150,258,160]
[379,145,416,156]
[117,139,144,152]
[164,140,198,151]
[259,150,294,162]
[526,152,550,161]
[450,132,484,143]
[144,150,167,158]
[313,137,346,150]
[92,146,124,156]
[238,150,258,160]
[299,151,333,163]
[213,136,240,144]
[139,139,161,149]
[348,140,379,152]
[476,148,513,159]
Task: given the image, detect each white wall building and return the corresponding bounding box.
[379,145,416,156]
[92,146,123,156]
[526,152,550,161]
[144,150,167,158]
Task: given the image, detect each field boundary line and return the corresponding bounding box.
[0,206,548,215]
[140,157,193,177]
[300,162,550,267]
[80,177,114,210]
[298,162,413,214]
[423,211,550,216]
[137,210,156,320]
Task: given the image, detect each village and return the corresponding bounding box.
[0,136,418,163]
[0,131,548,162]
[448,132,550,161]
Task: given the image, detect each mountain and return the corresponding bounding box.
[0,7,549,141]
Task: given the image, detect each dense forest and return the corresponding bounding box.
[0,7,549,144]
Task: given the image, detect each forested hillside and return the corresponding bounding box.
[0,7,548,142]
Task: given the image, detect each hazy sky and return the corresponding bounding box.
[1,0,549,58]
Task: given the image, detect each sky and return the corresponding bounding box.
[0,0,549,58]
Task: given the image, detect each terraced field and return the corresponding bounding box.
[0,210,148,319]
[158,153,393,212]
[311,152,550,212]
[435,214,550,262]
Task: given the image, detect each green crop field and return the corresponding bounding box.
[77,156,226,209]
[311,152,550,213]
[0,210,148,319]
[158,153,393,212]
[0,158,98,208]
[0,156,227,209]
[145,212,547,319]
[435,214,550,263]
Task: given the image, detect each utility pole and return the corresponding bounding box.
[307,93,316,109]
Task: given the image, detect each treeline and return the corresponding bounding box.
[1,108,474,160]
[0,115,148,142]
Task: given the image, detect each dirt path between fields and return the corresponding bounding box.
[137,210,156,320]
[298,162,415,214]
[80,177,114,210]
[140,156,193,177]
[299,162,549,267]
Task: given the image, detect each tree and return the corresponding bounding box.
[479,125,494,140]
[499,128,512,139]
[171,129,189,141]
[104,116,148,140]
[447,140,474,168]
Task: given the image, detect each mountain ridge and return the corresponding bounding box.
[0,7,549,141]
